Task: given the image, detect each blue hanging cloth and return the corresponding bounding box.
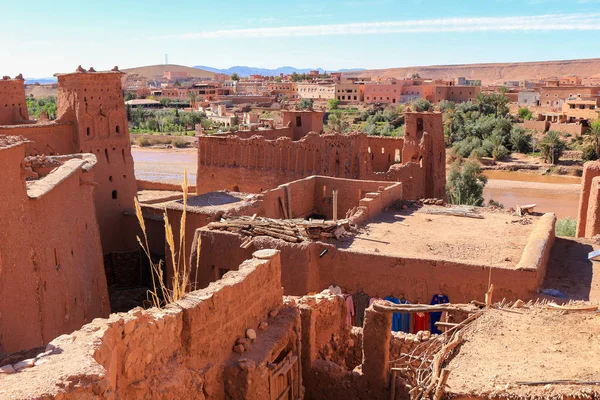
[430,294,449,334]
[384,296,401,331]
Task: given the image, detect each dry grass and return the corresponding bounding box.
[134,169,199,308]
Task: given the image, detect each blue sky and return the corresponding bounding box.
[2,0,600,77]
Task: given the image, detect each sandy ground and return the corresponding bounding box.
[341,209,536,268]
[447,308,600,398]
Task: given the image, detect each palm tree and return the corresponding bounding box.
[540,131,566,165]
[585,120,600,156]
[189,92,197,109]
[327,112,348,133]
[474,92,488,114]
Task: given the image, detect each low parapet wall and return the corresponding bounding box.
[194,214,555,302]
[0,250,292,399]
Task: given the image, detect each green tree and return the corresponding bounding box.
[159,97,172,107]
[188,92,197,109]
[539,131,566,164]
[411,73,421,79]
[509,126,532,153]
[297,98,313,110]
[518,107,532,121]
[446,159,488,206]
[328,98,340,110]
[327,111,348,133]
[124,91,137,101]
[584,119,600,156]
[230,73,240,81]
[412,98,431,112]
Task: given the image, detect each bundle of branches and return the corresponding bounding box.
[207,215,356,243]
[374,302,483,400]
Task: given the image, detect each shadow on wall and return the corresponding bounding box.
[541,237,594,301]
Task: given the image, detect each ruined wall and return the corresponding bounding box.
[366,136,404,173]
[228,127,294,140]
[196,112,444,201]
[0,250,296,400]
[0,122,74,156]
[0,140,109,354]
[577,160,600,237]
[281,110,325,140]
[403,112,446,199]
[0,77,29,124]
[55,70,138,253]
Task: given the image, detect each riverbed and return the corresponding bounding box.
[483,171,580,219]
[132,148,582,219]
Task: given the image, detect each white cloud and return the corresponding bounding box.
[150,13,600,40]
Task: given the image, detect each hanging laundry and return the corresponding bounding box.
[326,285,342,295]
[412,311,429,333]
[430,293,450,334]
[383,296,401,331]
[398,298,411,333]
[353,291,370,327]
[343,294,355,325]
[369,297,382,306]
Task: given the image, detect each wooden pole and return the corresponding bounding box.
[333,189,338,221]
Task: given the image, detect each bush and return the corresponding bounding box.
[446,159,487,206]
[582,146,599,161]
[555,217,577,237]
[509,126,532,153]
[492,144,510,161]
[171,139,187,148]
[136,136,151,147]
[328,98,340,110]
[297,98,313,110]
[518,107,532,121]
[412,98,431,112]
[488,199,504,208]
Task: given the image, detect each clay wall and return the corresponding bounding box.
[523,120,549,131]
[281,110,325,140]
[366,136,404,172]
[196,112,444,200]
[548,122,585,136]
[0,122,74,156]
[577,161,600,237]
[54,70,138,253]
[0,250,295,400]
[228,127,294,140]
[0,140,109,354]
[0,78,29,124]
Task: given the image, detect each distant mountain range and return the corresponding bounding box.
[25,77,57,85]
[193,65,365,77]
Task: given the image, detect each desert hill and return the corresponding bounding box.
[345,58,600,85]
[121,64,216,80]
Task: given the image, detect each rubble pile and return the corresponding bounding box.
[207,215,357,243]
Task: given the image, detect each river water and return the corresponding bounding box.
[483,171,580,219]
[132,148,582,219]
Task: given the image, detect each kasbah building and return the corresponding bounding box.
[0,65,600,400]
